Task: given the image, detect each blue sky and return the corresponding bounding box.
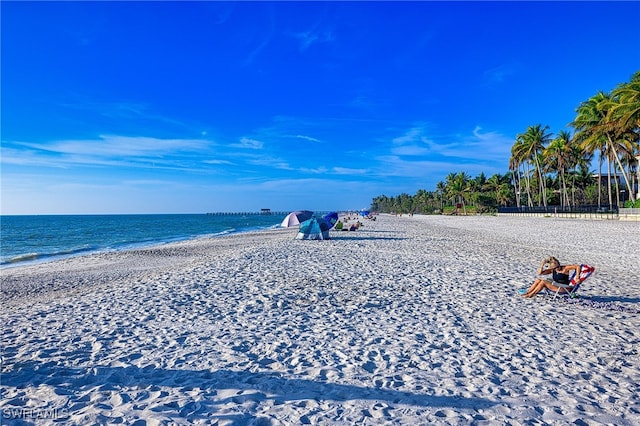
[2,1,639,214]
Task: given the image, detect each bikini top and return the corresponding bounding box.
[553,269,571,284]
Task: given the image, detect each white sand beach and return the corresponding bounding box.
[1,214,639,425]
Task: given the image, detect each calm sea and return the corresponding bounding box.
[0,213,286,268]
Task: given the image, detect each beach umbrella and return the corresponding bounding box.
[281,210,314,227]
[295,217,331,240]
[322,212,339,228]
[360,210,370,217]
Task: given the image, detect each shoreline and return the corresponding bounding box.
[0,220,283,271]
[1,215,638,424]
[0,226,294,305]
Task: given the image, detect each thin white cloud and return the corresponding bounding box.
[122,179,179,186]
[2,135,215,173]
[292,134,321,143]
[390,125,437,156]
[392,127,423,145]
[462,126,513,162]
[246,156,327,175]
[332,167,368,175]
[233,137,264,149]
[203,159,234,166]
[243,6,275,66]
[391,145,431,156]
[243,155,285,168]
[60,99,194,131]
[256,177,339,190]
[19,135,210,158]
[0,147,69,168]
[373,155,460,178]
[483,64,517,86]
[206,2,235,25]
[392,125,438,145]
[290,25,334,51]
[388,125,511,163]
[299,166,328,174]
[348,94,373,110]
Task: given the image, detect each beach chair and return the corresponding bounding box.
[549,264,595,300]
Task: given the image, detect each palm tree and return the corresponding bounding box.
[443,173,457,205]
[609,70,640,131]
[516,124,553,206]
[444,172,471,214]
[508,154,526,207]
[474,172,487,191]
[511,137,535,207]
[566,142,593,207]
[572,92,612,207]
[573,90,637,206]
[497,182,513,207]
[396,193,414,214]
[544,130,573,208]
[608,71,640,203]
[414,189,429,213]
[436,181,446,211]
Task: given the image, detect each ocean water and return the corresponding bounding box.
[0,214,286,268]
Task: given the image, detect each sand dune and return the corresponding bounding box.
[1,214,638,425]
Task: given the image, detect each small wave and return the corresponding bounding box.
[59,246,95,256]
[213,228,235,236]
[3,253,41,264]
[1,246,96,267]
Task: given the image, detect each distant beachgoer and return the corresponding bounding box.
[520,256,583,298]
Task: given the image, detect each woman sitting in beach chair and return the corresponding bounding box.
[520,256,591,298]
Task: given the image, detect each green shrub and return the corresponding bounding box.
[624,199,640,208]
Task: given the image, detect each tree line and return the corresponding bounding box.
[371,71,640,214]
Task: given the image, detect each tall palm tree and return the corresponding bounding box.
[511,137,535,207]
[516,124,553,206]
[610,138,637,204]
[573,90,637,205]
[609,71,640,202]
[508,154,526,207]
[572,92,613,207]
[545,130,573,208]
[566,142,593,207]
[609,70,640,131]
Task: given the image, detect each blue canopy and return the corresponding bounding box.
[322,212,339,228]
[296,217,331,240]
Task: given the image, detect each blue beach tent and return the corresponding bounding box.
[322,212,339,228]
[296,217,331,240]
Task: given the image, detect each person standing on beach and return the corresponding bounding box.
[521,256,583,298]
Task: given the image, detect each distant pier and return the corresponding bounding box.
[205,210,289,216]
[205,210,335,217]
